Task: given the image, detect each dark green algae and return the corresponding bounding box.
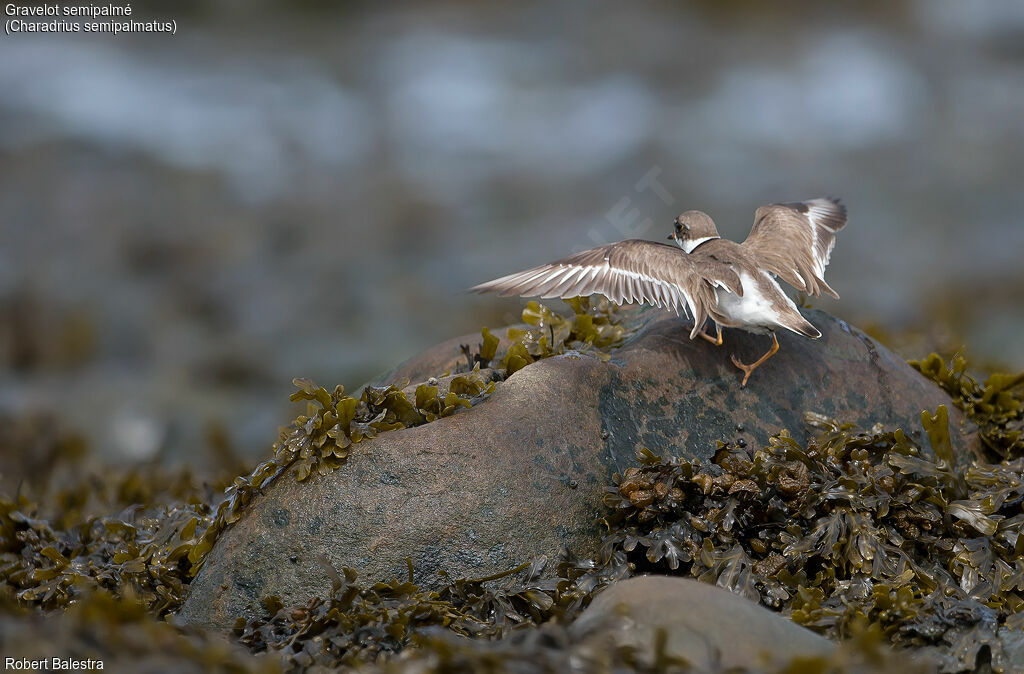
[1,298,1023,673]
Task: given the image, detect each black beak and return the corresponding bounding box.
[667,234,675,240]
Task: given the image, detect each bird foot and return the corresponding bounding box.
[730,355,756,387]
[729,333,780,387]
[698,324,724,346]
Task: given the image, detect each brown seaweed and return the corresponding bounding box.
[912,353,1024,459]
[3,306,1023,673]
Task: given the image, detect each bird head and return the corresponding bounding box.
[668,210,720,252]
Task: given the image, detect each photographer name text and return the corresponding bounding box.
[5,658,103,670]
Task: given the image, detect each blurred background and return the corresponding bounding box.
[1,0,1022,469]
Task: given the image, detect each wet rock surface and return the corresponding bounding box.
[571,576,836,669]
[179,308,976,628]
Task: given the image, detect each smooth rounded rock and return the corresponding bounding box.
[571,575,836,668]
[178,308,977,628]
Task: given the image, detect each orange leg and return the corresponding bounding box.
[698,323,724,346]
[730,333,779,387]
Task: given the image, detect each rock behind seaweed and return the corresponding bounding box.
[178,308,976,628]
[571,576,837,669]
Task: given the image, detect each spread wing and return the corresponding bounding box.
[470,240,742,339]
[742,198,848,298]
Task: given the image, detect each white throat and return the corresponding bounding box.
[681,236,718,253]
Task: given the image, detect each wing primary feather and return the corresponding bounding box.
[645,279,659,307]
[551,266,586,295]
[626,276,640,304]
[655,282,670,308]
[606,272,622,303]
[561,266,596,297]
[639,277,652,305]
[542,267,587,297]
[669,285,685,314]
[532,266,577,296]
[644,279,660,307]
[497,266,556,295]
[574,268,599,299]
[656,282,670,308]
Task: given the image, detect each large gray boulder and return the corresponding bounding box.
[178,308,976,628]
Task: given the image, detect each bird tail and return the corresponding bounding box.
[782,312,821,339]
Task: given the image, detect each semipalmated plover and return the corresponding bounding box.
[471,198,847,385]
